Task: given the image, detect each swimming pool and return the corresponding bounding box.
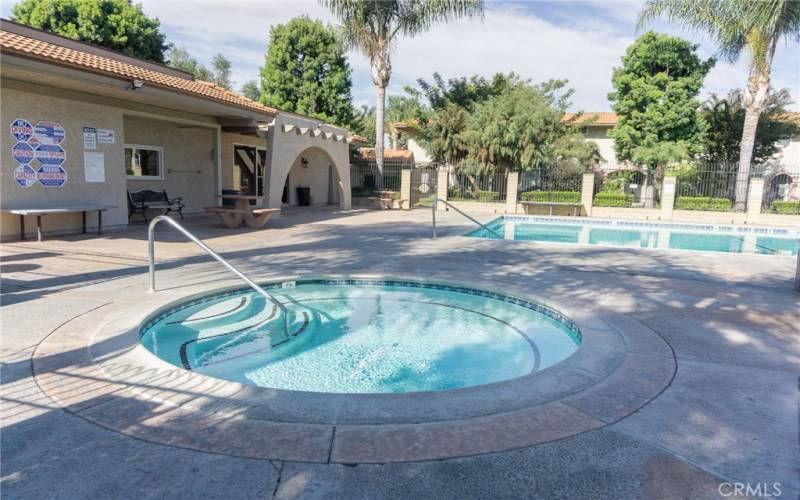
[140,279,581,394]
[467,216,799,256]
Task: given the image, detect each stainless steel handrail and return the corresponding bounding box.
[431,195,503,239]
[147,215,289,338]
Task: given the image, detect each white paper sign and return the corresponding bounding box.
[83,127,97,149]
[97,129,115,144]
[84,151,105,182]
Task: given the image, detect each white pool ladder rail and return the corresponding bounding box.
[147,215,290,338]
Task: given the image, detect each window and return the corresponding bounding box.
[125,145,163,179]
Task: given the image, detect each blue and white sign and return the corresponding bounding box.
[13,164,37,188]
[33,120,66,145]
[11,141,35,164]
[35,144,66,166]
[10,119,34,142]
[37,165,68,188]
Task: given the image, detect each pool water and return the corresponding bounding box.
[468,217,798,256]
[140,280,581,394]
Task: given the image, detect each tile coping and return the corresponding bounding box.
[32,274,676,463]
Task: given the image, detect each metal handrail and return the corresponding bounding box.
[147,215,289,338]
[431,195,503,239]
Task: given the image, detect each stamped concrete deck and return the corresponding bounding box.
[2,208,798,499]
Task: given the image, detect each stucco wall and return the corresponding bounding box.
[266,114,351,210]
[407,138,432,164]
[583,125,621,171]
[1,83,127,239]
[123,116,216,215]
[774,135,800,167]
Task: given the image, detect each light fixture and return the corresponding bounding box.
[129,79,144,90]
[301,157,309,167]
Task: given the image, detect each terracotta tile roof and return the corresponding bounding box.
[0,27,278,117]
[357,148,414,160]
[347,133,369,144]
[390,119,421,131]
[563,112,618,126]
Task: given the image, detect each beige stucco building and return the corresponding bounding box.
[0,20,363,240]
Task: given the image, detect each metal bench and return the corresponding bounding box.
[1,204,117,241]
[520,201,582,216]
[127,189,185,222]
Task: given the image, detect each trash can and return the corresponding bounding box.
[296,185,311,206]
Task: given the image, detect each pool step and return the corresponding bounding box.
[182,307,312,369]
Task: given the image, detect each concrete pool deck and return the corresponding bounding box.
[2,208,798,499]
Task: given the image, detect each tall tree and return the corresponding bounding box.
[167,46,234,89]
[639,0,800,210]
[607,32,713,200]
[385,95,424,148]
[351,104,376,146]
[408,72,520,111]
[700,88,800,165]
[320,0,484,188]
[240,80,261,102]
[211,54,232,90]
[12,0,168,62]
[260,17,354,127]
[461,80,571,172]
[167,45,213,80]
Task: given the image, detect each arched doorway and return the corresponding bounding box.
[278,147,343,208]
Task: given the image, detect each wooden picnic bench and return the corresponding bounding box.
[205,194,279,228]
[370,191,408,210]
[1,204,117,241]
[367,197,409,209]
[520,201,582,216]
[204,207,279,228]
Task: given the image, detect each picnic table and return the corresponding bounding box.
[204,195,279,228]
[370,190,408,210]
[1,204,117,241]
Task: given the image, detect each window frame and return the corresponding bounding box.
[125,144,165,180]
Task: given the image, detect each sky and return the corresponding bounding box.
[3,0,799,111]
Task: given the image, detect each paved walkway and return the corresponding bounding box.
[1,208,798,499]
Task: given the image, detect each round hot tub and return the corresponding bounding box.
[140,279,581,393]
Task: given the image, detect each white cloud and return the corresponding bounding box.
[3,0,797,109]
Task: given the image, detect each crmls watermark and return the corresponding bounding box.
[718,482,782,497]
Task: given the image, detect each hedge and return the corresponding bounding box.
[674,196,732,211]
[593,192,633,207]
[351,186,373,198]
[520,191,581,203]
[770,200,800,214]
[476,190,500,202]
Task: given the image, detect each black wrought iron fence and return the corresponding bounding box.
[350,158,407,196]
[674,165,743,212]
[447,169,508,202]
[517,168,582,203]
[760,164,800,214]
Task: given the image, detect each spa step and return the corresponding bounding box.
[187,309,311,369]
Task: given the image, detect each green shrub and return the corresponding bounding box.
[674,196,732,211]
[476,190,500,202]
[520,191,581,203]
[351,186,373,198]
[593,192,633,207]
[770,200,800,214]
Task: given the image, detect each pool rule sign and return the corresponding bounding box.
[8,118,67,188]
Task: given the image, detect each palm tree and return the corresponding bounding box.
[320,0,484,188]
[639,0,800,211]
